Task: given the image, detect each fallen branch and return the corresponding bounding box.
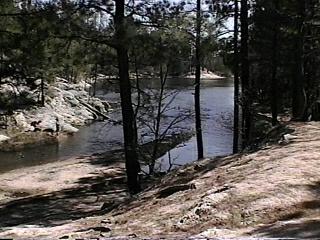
[76,98,110,120]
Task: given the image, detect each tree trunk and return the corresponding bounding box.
[132,48,141,138]
[27,0,32,9]
[150,63,166,174]
[0,50,3,83]
[195,0,204,160]
[41,78,45,106]
[303,1,317,120]
[292,0,306,120]
[271,0,279,126]
[22,0,32,10]
[240,0,251,149]
[92,63,98,97]
[115,0,140,194]
[233,0,240,153]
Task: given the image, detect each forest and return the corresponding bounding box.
[0,0,320,239]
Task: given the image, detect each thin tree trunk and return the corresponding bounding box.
[271,0,279,126]
[133,48,141,133]
[115,0,140,194]
[195,0,204,159]
[304,1,316,120]
[233,0,240,153]
[23,0,32,10]
[292,0,306,120]
[0,50,3,83]
[41,78,45,106]
[240,0,250,149]
[27,0,32,9]
[93,63,98,97]
[150,63,168,174]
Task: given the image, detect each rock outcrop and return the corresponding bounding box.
[0,135,10,142]
[0,77,111,150]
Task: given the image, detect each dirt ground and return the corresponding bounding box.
[0,122,320,239]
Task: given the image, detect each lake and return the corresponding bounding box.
[0,77,234,173]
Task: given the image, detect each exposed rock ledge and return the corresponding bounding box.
[0,78,111,151]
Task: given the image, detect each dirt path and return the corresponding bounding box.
[0,122,320,239]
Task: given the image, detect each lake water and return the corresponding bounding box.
[0,77,234,173]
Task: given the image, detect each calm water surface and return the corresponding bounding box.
[0,78,234,173]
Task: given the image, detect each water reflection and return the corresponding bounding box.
[0,77,234,173]
[152,81,234,172]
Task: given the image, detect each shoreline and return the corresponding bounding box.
[0,131,193,209]
[0,122,319,238]
[0,78,111,152]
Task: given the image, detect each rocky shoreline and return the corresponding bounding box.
[0,78,111,151]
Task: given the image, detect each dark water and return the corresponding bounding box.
[0,77,234,173]
[148,78,234,171]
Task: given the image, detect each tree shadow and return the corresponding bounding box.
[0,134,199,230]
[0,169,129,229]
[249,181,320,238]
[250,219,320,238]
[89,149,125,167]
[0,127,303,231]
[109,155,239,217]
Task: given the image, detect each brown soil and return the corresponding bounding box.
[0,122,320,239]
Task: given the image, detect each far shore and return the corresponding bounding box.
[182,70,227,80]
[98,70,228,82]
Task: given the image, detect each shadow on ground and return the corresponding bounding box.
[0,134,197,231]
[250,220,320,238]
[250,181,320,238]
[0,154,128,229]
[0,130,296,233]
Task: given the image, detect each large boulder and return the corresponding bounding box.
[37,114,58,132]
[74,109,94,121]
[14,112,33,132]
[61,123,79,133]
[34,79,42,86]
[66,97,80,107]
[47,86,63,99]
[55,81,70,91]
[89,98,107,113]
[0,135,10,142]
[74,80,91,92]
[0,84,18,107]
[69,89,87,99]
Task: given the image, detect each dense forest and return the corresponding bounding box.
[1,0,320,238]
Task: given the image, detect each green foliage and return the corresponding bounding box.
[250,0,320,109]
[0,0,229,83]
